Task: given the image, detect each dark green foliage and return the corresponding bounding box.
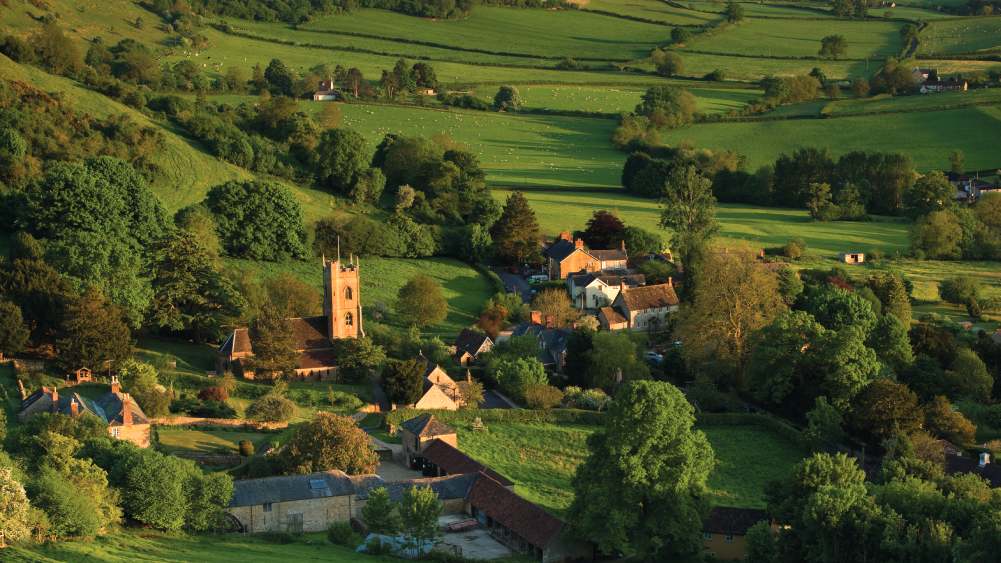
[56,287,132,372]
[522,384,564,409]
[939,276,982,306]
[490,191,541,265]
[650,49,684,77]
[249,302,299,377]
[382,358,427,406]
[330,337,386,384]
[327,521,361,546]
[247,394,296,422]
[635,85,696,128]
[849,379,923,444]
[584,331,650,391]
[314,128,370,194]
[29,466,106,538]
[361,486,401,535]
[396,275,447,328]
[905,171,955,217]
[0,300,29,357]
[762,75,820,105]
[493,85,521,110]
[620,226,662,256]
[799,285,877,337]
[205,180,307,260]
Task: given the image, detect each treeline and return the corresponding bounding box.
[179,0,477,22]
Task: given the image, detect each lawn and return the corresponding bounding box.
[659,104,1001,171]
[5,531,395,562]
[918,17,1001,55]
[302,7,669,61]
[157,427,275,455]
[494,188,911,256]
[451,418,807,514]
[223,256,495,339]
[656,49,867,80]
[686,18,905,59]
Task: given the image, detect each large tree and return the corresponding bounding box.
[205,180,307,261]
[911,210,963,260]
[569,381,714,560]
[679,250,784,386]
[399,486,442,553]
[383,358,427,406]
[581,210,626,249]
[850,379,923,443]
[56,287,132,372]
[396,275,448,328]
[635,85,696,128]
[819,34,848,59]
[584,331,650,391]
[659,165,718,285]
[904,171,954,217]
[490,191,541,265]
[361,486,400,535]
[0,467,31,547]
[249,302,299,377]
[314,128,370,194]
[0,301,29,358]
[283,413,378,475]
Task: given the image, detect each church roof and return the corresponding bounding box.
[288,316,330,351]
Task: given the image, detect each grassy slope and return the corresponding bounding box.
[579,0,718,25]
[495,188,910,256]
[660,104,1001,171]
[452,419,806,514]
[501,84,761,114]
[5,531,395,562]
[686,18,904,59]
[918,17,1001,54]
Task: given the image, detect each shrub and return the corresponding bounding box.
[784,238,806,259]
[198,386,229,402]
[523,384,564,409]
[939,276,982,305]
[246,394,296,422]
[327,521,361,547]
[239,440,255,457]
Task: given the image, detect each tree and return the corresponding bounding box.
[800,285,878,337]
[57,287,131,372]
[949,150,965,175]
[867,314,914,373]
[283,413,378,475]
[492,356,548,401]
[911,210,964,260]
[264,273,321,318]
[264,58,295,96]
[924,395,975,444]
[584,331,650,390]
[621,226,662,256]
[635,85,696,128]
[330,337,386,383]
[315,128,370,194]
[249,302,299,377]
[867,272,912,326]
[582,210,626,249]
[456,379,485,408]
[905,171,954,217]
[946,348,992,402]
[819,35,848,59]
[748,310,826,406]
[399,486,442,554]
[804,396,846,450]
[205,180,307,260]
[939,275,981,306]
[810,327,881,409]
[30,22,82,74]
[850,379,923,443]
[530,288,577,327]
[671,27,692,44]
[806,182,839,221]
[659,165,718,284]
[0,301,29,358]
[680,250,784,385]
[725,0,745,22]
[247,393,295,422]
[493,85,521,110]
[0,467,31,547]
[383,359,427,405]
[174,203,222,259]
[490,191,541,265]
[396,275,448,328]
[569,381,713,560]
[362,486,400,535]
[650,49,684,77]
[410,62,438,89]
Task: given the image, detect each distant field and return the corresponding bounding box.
[660,49,866,80]
[579,0,718,25]
[223,257,494,339]
[499,84,760,114]
[302,7,669,61]
[687,18,904,58]
[659,105,1001,171]
[6,531,396,563]
[685,0,836,18]
[918,17,1001,54]
[494,189,911,256]
[823,89,1001,115]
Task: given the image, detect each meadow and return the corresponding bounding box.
[496,84,761,114]
[685,18,905,59]
[657,49,867,80]
[660,104,1001,171]
[157,427,274,455]
[918,17,1001,55]
[450,417,807,514]
[222,256,496,339]
[578,0,718,25]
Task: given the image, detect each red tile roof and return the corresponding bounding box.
[421,439,512,487]
[467,472,564,549]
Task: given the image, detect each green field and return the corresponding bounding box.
[223,257,495,339]
[5,531,395,562]
[158,427,274,455]
[687,18,904,59]
[918,17,1001,55]
[494,188,911,256]
[659,49,867,80]
[580,0,718,25]
[823,88,1001,116]
[302,7,668,61]
[660,105,1001,171]
[451,418,806,514]
[498,84,760,114]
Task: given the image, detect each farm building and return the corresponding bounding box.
[568,270,645,310]
[312,78,341,101]
[544,232,628,280]
[702,506,771,560]
[840,252,865,264]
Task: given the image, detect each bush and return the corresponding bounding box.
[198,386,229,402]
[246,394,296,422]
[239,440,255,457]
[562,386,612,411]
[523,384,564,409]
[939,276,982,305]
[784,238,807,259]
[327,521,362,547]
[170,397,237,419]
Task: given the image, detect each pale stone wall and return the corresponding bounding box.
[110,423,151,448]
[704,533,748,560]
[555,251,600,280]
[628,305,678,331]
[229,495,359,534]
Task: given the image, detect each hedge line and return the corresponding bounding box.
[385,407,606,429]
[669,47,869,62]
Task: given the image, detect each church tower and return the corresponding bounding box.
[323,255,362,340]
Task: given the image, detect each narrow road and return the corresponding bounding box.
[494,268,533,302]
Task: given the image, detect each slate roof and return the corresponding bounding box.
[704,507,768,535]
[421,439,513,486]
[467,472,564,549]
[538,328,571,367]
[543,239,578,262]
[288,316,330,351]
[401,413,455,438]
[96,392,149,425]
[945,455,1001,488]
[375,473,478,502]
[589,248,628,262]
[618,282,679,311]
[454,329,491,358]
[229,470,382,507]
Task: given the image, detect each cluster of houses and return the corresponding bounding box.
[912,67,969,94]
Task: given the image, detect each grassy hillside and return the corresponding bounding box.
[918,17,1001,55]
[686,18,905,59]
[578,0,718,25]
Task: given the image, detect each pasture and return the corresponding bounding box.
[686,18,905,59]
[918,17,1001,55]
[498,84,760,114]
[222,257,495,339]
[493,188,911,256]
[578,0,718,25]
[659,105,1001,171]
[657,49,867,80]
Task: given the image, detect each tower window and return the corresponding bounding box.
[345,312,353,326]
[344,286,353,300]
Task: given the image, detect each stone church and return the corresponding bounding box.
[218,256,362,378]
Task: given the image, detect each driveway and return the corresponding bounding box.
[494,269,533,302]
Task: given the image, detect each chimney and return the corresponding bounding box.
[530,310,542,325]
[667,276,673,287]
[620,239,626,252]
[559,230,572,242]
[110,375,121,395]
[122,395,133,426]
[70,398,79,417]
[50,387,58,411]
[574,238,584,250]
[979,452,990,468]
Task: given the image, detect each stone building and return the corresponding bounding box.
[400,413,458,466]
[598,280,679,331]
[18,376,151,447]
[218,257,362,378]
[409,361,463,410]
[567,271,645,310]
[452,329,493,366]
[702,507,770,560]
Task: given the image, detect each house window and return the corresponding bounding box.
[345,312,353,326]
[724,534,734,543]
[110,427,120,438]
[344,286,353,300]
[263,502,273,512]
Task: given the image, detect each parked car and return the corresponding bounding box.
[644,351,664,365]
[527,274,549,284]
